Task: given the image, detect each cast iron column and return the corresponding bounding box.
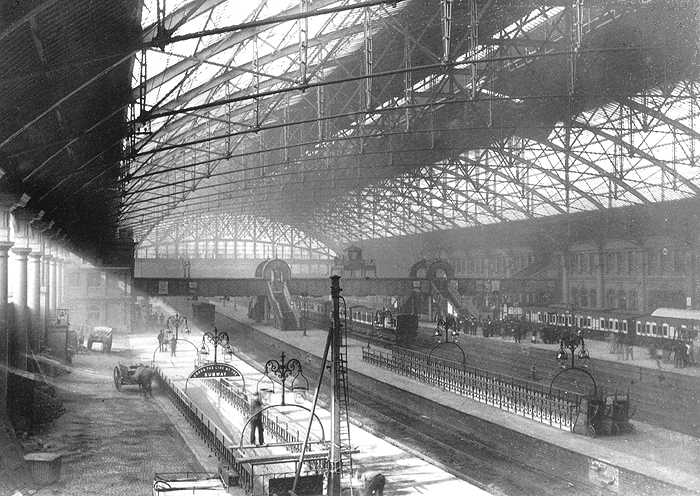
[0,242,12,416]
[49,252,58,320]
[42,252,52,331]
[27,251,42,353]
[11,247,31,370]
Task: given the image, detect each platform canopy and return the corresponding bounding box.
[0,0,698,256]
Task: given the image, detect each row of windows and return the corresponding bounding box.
[450,254,535,277]
[570,288,639,311]
[568,248,687,277]
[290,264,330,276]
[137,241,333,260]
[530,311,692,338]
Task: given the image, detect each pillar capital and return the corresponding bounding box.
[0,192,29,243]
[11,208,40,251]
[28,217,51,255]
[11,246,32,257]
[28,251,43,261]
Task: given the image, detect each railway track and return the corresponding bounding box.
[216,315,601,496]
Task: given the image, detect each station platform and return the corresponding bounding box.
[17,295,700,496]
[141,298,494,496]
[171,297,700,496]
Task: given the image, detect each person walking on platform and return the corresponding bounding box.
[624,331,635,360]
[354,467,385,496]
[249,392,265,445]
[169,335,177,357]
[157,329,165,352]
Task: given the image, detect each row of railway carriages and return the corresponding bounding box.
[294,295,698,360]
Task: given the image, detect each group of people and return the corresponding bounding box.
[135,302,166,332]
[157,329,178,356]
[613,330,637,360]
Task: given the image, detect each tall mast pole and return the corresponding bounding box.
[328,275,342,495]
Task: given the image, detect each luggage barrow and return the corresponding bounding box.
[604,393,635,435]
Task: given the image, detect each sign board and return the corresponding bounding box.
[158,280,169,295]
[189,363,242,379]
[56,308,69,325]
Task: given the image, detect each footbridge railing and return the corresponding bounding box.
[362,346,583,432]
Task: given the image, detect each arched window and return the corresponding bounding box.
[628,291,638,311]
[606,289,616,308]
[617,290,627,310]
[570,287,579,307]
[589,288,597,308]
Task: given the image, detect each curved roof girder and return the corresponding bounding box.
[430,157,540,221]
[346,179,467,233]
[143,21,364,122]
[456,151,576,215]
[322,202,431,239]
[139,213,335,258]
[530,134,652,206]
[620,95,700,146]
[572,121,700,197]
[338,181,462,235]
[141,0,229,44]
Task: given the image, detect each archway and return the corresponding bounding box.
[427,259,455,280]
[409,259,429,278]
[262,259,292,283]
[254,260,270,278]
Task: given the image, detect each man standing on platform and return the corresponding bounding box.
[249,392,265,445]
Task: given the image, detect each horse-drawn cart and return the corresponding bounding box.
[113,363,154,394]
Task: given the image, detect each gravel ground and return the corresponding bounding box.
[17,347,204,496]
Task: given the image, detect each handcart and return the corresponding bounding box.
[581,391,635,437]
[583,394,606,438]
[601,393,635,435]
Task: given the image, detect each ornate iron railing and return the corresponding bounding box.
[203,378,306,449]
[155,370,256,493]
[156,371,327,495]
[362,346,583,432]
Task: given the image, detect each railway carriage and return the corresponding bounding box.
[523,305,699,355]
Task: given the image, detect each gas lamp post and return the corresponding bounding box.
[200,327,232,364]
[263,352,308,406]
[556,329,590,369]
[433,315,459,343]
[167,314,189,340]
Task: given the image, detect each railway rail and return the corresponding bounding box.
[214,315,603,496]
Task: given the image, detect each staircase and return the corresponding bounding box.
[431,280,478,318]
[446,282,479,317]
[267,281,299,331]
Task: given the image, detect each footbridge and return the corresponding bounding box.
[134,259,486,331]
[132,276,416,299]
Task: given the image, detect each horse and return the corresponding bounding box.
[133,365,155,395]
